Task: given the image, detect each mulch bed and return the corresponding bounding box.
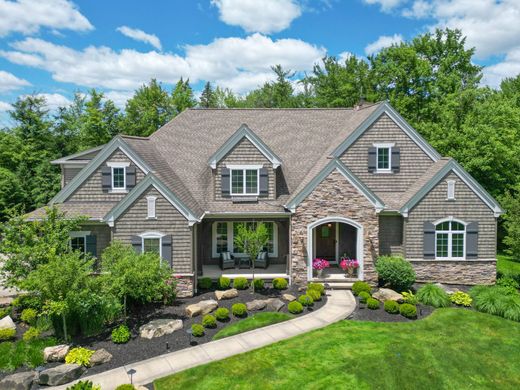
[347,295,435,323]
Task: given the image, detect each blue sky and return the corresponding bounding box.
[0,0,519,122]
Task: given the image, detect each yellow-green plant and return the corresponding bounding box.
[402,290,419,305]
[65,347,95,366]
[450,291,472,307]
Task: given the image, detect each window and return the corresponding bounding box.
[70,236,86,253]
[229,167,259,195]
[112,167,125,189]
[216,222,228,254]
[212,221,277,257]
[143,238,161,255]
[435,220,465,259]
[447,180,456,200]
[147,196,156,219]
[373,143,394,172]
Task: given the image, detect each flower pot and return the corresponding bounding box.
[346,268,354,277]
[315,269,323,278]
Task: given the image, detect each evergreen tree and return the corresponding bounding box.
[171,78,196,114]
[199,81,218,108]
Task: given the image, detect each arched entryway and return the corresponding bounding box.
[307,217,364,280]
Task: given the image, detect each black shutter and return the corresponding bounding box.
[126,166,136,189]
[131,236,142,253]
[86,235,97,257]
[162,235,172,267]
[466,222,479,259]
[101,166,111,192]
[423,221,435,259]
[259,168,268,197]
[391,147,401,173]
[221,168,231,197]
[368,147,377,173]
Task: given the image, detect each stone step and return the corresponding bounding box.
[323,282,353,290]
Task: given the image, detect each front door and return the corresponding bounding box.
[315,223,336,264]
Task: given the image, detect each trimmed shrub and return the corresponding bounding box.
[375,256,416,292]
[401,290,419,305]
[0,306,12,319]
[352,281,371,296]
[399,303,417,319]
[308,282,325,296]
[20,308,38,325]
[367,298,380,310]
[215,308,230,321]
[22,327,41,341]
[298,294,314,307]
[0,328,16,341]
[192,324,205,337]
[218,276,231,290]
[417,284,451,308]
[67,380,101,390]
[306,288,321,302]
[358,291,371,303]
[233,277,249,290]
[273,278,288,290]
[111,324,131,344]
[198,277,213,290]
[115,385,136,390]
[288,301,303,314]
[232,303,247,317]
[253,278,265,290]
[202,314,217,328]
[450,291,472,307]
[65,347,95,366]
[384,300,399,314]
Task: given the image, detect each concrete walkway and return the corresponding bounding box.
[54,290,356,390]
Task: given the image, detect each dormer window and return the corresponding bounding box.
[229,165,261,196]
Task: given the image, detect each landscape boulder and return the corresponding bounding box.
[266,298,285,312]
[44,344,70,362]
[215,289,238,300]
[185,299,218,317]
[139,319,183,339]
[372,288,403,302]
[38,364,86,386]
[90,348,113,365]
[0,371,37,390]
[282,294,296,302]
[0,315,15,331]
[434,283,458,294]
[246,299,267,311]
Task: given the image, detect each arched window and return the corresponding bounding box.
[435,220,465,259]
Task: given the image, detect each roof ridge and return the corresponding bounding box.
[119,134,150,140]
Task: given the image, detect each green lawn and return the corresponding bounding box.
[213,312,292,340]
[0,337,57,372]
[497,254,520,279]
[155,309,520,389]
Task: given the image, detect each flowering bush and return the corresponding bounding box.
[340,258,359,272]
[312,258,330,270]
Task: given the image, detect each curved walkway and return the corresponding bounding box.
[54,290,356,390]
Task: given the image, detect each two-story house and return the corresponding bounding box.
[28,102,502,297]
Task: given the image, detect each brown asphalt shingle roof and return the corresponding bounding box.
[26,202,117,221]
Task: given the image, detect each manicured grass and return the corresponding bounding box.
[0,337,57,372]
[212,312,292,341]
[155,309,520,389]
[497,254,520,278]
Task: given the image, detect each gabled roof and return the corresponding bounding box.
[207,123,282,169]
[51,145,104,165]
[50,136,153,204]
[399,159,503,217]
[331,101,441,162]
[104,173,200,226]
[25,202,117,221]
[285,158,385,212]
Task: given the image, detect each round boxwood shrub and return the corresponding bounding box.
[399,303,417,319]
[253,278,265,290]
[218,276,231,290]
[232,303,247,317]
[308,282,325,296]
[288,301,303,314]
[384,300,399,314]
[306,288,321,302]
[22,326,40,342]
[375,256,416,292]
[215,308,230,321]
[115,385,136,390]
[20,308,38,325]
[198,277,212,290]
[367,298,380,310]
[0,328,15,341]
[416,284,451,308]
[273,278,288,290]
[298,294,314,307]
[192,323,205,337]
[111,324,131,344]
[202,314,217,328]
[352,281,371,296]
[233,277,249,290]
[358,291,371,303]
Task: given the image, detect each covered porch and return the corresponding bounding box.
[201,263,289,280]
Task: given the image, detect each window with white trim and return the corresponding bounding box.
[447,180,456,200]
[230,168,259,195]
[373,143,394,173]
[435,220,465,259]
[139,232,164,261]
[212,221,277,257]
[146,196,157,219]
[107,161,129,191]
[69,231,90,255]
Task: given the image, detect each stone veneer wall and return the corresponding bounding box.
[291,170,379,285]
[410,260,496,285]
[175,275,194,297]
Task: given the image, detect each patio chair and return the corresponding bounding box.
[220,251,235,270]
[255,250,269,269]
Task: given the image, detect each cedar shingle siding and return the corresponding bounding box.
[113,187,192,273]
[379,215,403,256]
[63,166,82,186]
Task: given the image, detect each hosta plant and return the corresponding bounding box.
[450,291,472,307]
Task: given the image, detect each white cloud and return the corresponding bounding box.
[402,0,432,18]
[364,34,403,55]
[363,0,407,12]
[211,0,302,34]
[116,26,162,50]
[1,34,325,93]
[338,51,353,62]
[0,101,12,112]
[23,93,71,110]
[0,0,93,37]
[104,90,134,108]
[483,48,520,88]
[0,70,31,92]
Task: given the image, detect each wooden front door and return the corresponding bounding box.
[315,223,336,263]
